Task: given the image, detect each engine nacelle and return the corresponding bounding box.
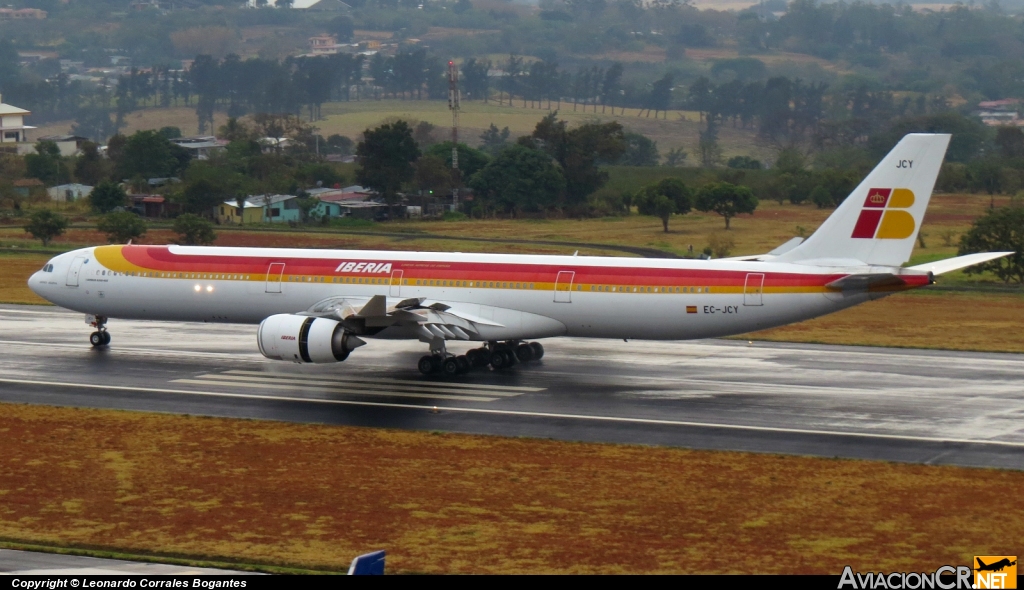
[258,314,365,363]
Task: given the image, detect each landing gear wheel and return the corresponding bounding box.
[442,357,461,376]
[473,349,491,367]
[515,343,534,362]
[418,355,439,375]
[101,332,111,346]
[455,355,470,374]
[90,332,104,347]
[490,350,509,369]
[529,342,544,360]
[502,349,517,366]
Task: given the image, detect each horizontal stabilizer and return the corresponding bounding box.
[907,252,1014,275]
[826,273,909,291]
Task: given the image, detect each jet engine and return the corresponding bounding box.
[258,314,365,363]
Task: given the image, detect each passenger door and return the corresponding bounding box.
[743,273,765,306]
[390,269,404,297]
[554,270,575,303]
[266,262,285,293]
[66,257,86,287]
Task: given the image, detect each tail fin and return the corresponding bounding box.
[776,133,951,267]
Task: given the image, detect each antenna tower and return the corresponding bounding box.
[448,60,461,210]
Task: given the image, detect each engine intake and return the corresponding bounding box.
[258,314,365,363]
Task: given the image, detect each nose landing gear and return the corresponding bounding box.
[87,315,110,347]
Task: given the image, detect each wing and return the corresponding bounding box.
[301,294,566,342]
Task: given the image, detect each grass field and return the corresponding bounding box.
[0,402,1019,574]
[33,99,768,160]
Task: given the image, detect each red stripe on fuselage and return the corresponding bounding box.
[120,245,848,288]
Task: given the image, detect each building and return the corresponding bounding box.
[250,0,351,9]
[130,194,171,218]
[0,8,47,20]
[975,99,1023,127]
[37,134,90,157]
[0,95,34,151]
[13,178,44,198]
[217,200,265,225]
[259,194,306,223]
[309,34,341,56]
[170,136,227,160]
[48,183,93,203]
[313,185,375,218]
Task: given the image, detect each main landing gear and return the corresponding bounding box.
[88,315,110,348]
[417,340,545,376]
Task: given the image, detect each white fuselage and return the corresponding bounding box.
[28,245,920,342]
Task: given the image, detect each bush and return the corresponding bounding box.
[442,210,468,221]
[24,209,69,246]
[173,214,217,246]
[97,211,147,244]
[810,185,834,209]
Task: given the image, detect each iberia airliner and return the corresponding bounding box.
[27,134,1012,376]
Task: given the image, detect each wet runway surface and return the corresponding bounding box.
[0,549,255,575]
[2,304,1022,470]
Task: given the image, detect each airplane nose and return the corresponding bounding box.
[27,271,42,296]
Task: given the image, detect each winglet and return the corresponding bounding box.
[348,550,385,575]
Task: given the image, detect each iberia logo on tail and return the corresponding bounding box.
[851,188,916,239]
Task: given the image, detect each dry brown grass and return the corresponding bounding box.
[0,402,1020,573]
[749,291,1024,353]
[0,253,51,305]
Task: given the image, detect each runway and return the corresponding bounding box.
[2,304,1023,470]
[0,549,254,575]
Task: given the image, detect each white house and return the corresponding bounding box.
[48,183,94,203]
[0,94,35,151]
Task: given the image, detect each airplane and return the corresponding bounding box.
[27,133,1012,377]
[976,557,1017,573]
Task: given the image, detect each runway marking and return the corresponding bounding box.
[0,340,263,362]
[219,369,545,392]
[171,379,498,402]
[194,373,528,397]
[3,377,1024,449]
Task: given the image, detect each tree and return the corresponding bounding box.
[424,141,491,179]
[958,205,1024,284]
[634,178,693,232]
[327,16,355,42]
[90,181,128,213]
[24,210,69,247]
[697,121,722,168]
[326,134,354,155]
[967,157,1004,207]
[98,211,148,244]
[414,154,453,196]
[479,124,510,155]
[181,178,230,216]
[25,141,66,185]
[727,156,762,170]
[619,132,660,166]
[468,144,565,216]
[114,130,191,180]
[356,120,421,211]
[74,142,107,186]
[695,182,758,229]
[525,113,626,210]
[173,214,217,245]
[664,147,687,167]
[810,185,833,209]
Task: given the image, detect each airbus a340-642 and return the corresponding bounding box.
[28,134,1011,376]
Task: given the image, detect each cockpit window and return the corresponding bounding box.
[41,264,54,272]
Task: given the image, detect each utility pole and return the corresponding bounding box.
[448,60,461,211]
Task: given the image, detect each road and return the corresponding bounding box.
[1,304,1022,470]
